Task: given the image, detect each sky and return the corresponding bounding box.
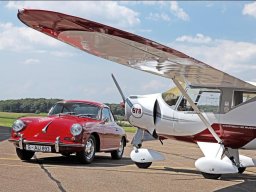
[1,1,256,103]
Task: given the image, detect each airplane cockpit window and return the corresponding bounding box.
[177,88,221,113]
[162,86,182,108]
[233,91,256,107]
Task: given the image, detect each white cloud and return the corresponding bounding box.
[176,34,212,44]
[170,1,190,21]
[147,12,171,22]
[141,1,166,6]
[121,1,189,22]
[171,34,256,79]
[3,1,140,52]
[23,58,40,65]
[0,22,61,51]
[50,51,74,58]
[141,79,167,92]
[206,2,214,8]
[243,2,256,18]
[137,29,152,33]
[6,1,140,28]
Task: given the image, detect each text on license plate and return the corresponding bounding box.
[25,144,51,152]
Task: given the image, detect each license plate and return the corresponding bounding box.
[25,144,51,152]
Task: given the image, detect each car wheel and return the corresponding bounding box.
[201,172,221,179]
[76,135,96,164]
[238,167,246,174]
[16,148,35,161]
[111,137,125,160]
[135,162,152,169]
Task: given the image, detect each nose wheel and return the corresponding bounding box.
[135,162,152,169]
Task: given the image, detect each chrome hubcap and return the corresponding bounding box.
[85,138,94,159]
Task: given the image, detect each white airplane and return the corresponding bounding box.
[18,9,256,179]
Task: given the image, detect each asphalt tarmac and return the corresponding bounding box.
[1,127,256,192]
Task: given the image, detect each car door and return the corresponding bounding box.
[101,107,120,150]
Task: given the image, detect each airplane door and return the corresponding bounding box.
[173,89,221,136]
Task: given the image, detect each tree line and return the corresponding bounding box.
[0,98,125,116]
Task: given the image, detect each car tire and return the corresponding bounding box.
[76,135,96,164]
[135,162,152,169]
[201,172,221,179]
[16,148,35,161]
[111,137,125,160]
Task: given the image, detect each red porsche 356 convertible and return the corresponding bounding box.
[9,100,127,164]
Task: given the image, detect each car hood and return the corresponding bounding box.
[19,115,99,141]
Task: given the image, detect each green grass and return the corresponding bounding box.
[0,112,47,127]
[123,127,137,133]
[0,112,137,133]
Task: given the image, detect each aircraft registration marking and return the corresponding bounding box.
[222,124,256,129]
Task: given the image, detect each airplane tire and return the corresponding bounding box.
[135,162,152,169]
[238,167,246,174]
[201,172,221,179]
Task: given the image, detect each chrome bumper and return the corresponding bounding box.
[9,137,84,152]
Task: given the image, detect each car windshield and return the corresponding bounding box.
[48,102,101,120]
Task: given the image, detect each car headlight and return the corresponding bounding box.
[70,123,83,136]
[12,119,26,132]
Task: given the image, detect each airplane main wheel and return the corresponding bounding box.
[135,162,152,169]
[201,172,221,179]
[238,167,246,174]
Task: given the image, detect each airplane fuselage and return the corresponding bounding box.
[126,92,256,149]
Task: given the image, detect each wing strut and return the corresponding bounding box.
[172,78,223,144]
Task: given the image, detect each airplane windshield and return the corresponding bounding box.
[162,86,182,108]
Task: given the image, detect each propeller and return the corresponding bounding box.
[111,73,126,103]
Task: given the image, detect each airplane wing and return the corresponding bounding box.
[18,9,256,90]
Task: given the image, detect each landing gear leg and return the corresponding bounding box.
[225,148,247,174]
[130,129,165,169]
